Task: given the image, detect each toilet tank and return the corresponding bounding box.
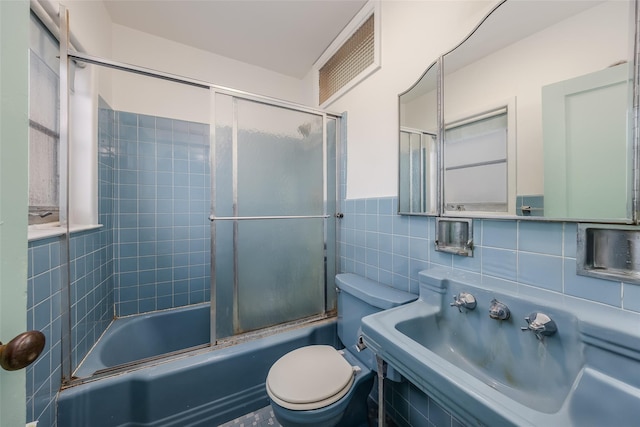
[335,274,417,370]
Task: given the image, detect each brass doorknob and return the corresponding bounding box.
[0,331,45,371]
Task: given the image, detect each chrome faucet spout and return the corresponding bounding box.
[489,299,510,320]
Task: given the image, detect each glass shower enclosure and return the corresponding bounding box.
[213,95,336,339]
[61,8,340,382]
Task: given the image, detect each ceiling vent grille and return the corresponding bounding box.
[319,14,375,105]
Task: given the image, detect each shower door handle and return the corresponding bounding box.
[209,215,330,221]
[0,330,46,371]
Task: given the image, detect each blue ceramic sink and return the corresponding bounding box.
[361,267,640,426]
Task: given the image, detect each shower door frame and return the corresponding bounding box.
[209,93,337,343]
[60,4,343,384]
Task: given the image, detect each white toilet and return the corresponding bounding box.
[266,273,417,427]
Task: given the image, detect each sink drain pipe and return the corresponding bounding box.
[376,355,387,427]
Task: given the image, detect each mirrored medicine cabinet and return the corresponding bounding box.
[399,0,639,223]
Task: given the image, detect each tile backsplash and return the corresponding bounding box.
[339,197,636,309]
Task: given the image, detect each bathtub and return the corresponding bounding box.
[59,318,338,426]
[75,303,210,378]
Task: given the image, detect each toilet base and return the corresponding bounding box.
[270,370,374,427]
[335,373,374,427]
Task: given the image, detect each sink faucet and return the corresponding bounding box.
[450,292,477,312]
[521,312,557,340]
[489,299,510,320]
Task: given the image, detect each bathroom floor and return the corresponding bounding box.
[218,405,282,427]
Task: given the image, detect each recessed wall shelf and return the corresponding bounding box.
[577,224,640,284]
[435,218,473,257]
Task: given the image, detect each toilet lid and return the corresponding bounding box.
[266,345,355,411]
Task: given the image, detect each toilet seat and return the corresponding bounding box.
[266,345,356,411]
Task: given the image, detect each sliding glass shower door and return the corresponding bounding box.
[59,6,340,382]
[212,94,332,339]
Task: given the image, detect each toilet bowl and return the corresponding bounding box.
[267,345,373,427]
[266,274,417,427]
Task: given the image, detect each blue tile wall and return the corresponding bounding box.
[339,200,637,307]
[384,380,465,427]
[26,106,213,426]
[26,104,117,427]
[113,112,211,316]
[339,196,640,426]
[339,197,429,295]
[26,237,63,427]
[27,228,113,427]
[69,229,115,370]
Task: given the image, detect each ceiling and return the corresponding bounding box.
[102,0,368,79]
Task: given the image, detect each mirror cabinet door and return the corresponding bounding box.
[442,0,635,220]
[399,61,439,215]
[399,0,637,222]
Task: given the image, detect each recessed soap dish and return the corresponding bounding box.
[435,218,473,257]
[577,224,640,284]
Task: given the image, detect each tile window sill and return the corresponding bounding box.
[28,223,103,242]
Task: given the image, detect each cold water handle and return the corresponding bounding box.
[450,292,477,312]
[521,312,557,340]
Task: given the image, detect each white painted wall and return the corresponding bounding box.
[38,0,113,227]
[324,1,496,199]
[60,0,113,103]
[68,63,99,226]
[109,24,313,121]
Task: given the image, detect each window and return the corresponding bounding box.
[444,107,511,213]
[316,2,380,106]
[28,13,60,225]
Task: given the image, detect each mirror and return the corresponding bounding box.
[399,61,439,215]
[400,0,637,222]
